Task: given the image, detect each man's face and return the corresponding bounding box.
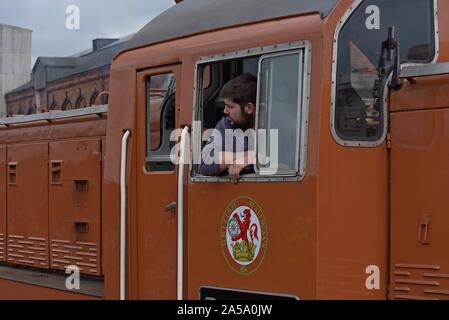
[223,98,255,129]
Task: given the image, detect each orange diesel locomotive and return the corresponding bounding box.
[0,0,448,300]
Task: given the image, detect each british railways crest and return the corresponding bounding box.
[221,197,268,275]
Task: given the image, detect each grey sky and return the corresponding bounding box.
[0,0,174,65]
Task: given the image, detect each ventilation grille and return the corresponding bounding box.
[51,239,100,276]
[393,263,449,300]
[7,235,48,268]
[0,233,5,261]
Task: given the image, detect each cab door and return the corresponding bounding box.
[134,65,181,299]
[390,71,449,300]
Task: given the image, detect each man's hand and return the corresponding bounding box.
[217,150,255,182]
[227,151,255,183]
[228,164,250,182]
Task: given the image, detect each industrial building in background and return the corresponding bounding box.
[5,36,131,116]
[0,23,32,118]
[2,0,184,116]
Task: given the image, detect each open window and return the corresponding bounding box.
[192,41,310,181]
[332,0,437,146]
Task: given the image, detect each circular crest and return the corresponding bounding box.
[221,197,268,275]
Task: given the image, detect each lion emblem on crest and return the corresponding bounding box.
[221,197,268,274]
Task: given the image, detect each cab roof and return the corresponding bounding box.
[124,0,338,52]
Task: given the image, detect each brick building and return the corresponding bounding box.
[5,36,131,115]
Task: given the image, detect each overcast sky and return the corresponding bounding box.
[0,0,175,65]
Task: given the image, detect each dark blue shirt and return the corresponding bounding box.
[199,117,254,176]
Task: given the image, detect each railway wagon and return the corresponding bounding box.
[1,0,449,300]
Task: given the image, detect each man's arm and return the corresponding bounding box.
[198,119,227,176]
[199,141,254,177]
[207,150,255,181]
[199,118,254,178]
[226,151,254,181]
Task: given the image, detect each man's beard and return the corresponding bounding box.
[229,114,254,130]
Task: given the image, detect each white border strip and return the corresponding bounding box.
[177,126,189,300]
[120,130,131,301]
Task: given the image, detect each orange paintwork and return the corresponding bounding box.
[315,1,390,299]
[386,1,449,300]
[390,108,449,300]
[1,0,449,300]
[104,0,390,299]
[104,11,327,301]
[390,75,449,112]
[129,66,181,299]
[49,139,103,276]
[7,143,50,269]
[0,117,106,298]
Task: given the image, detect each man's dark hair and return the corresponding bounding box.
[220,73,257,109]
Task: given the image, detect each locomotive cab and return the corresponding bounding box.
[102,0,449,300]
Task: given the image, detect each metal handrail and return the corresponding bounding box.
[177,126,189,300]
[120,130,131,301]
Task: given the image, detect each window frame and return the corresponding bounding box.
[330,0,439,148]
[255,50,304,176]
[145,72,177,172]
[191,40,311,183]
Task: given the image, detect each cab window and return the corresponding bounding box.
[146,73,176,172]
[257,51,303,175]
[192,43,309,180]
[333,0,436,143]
